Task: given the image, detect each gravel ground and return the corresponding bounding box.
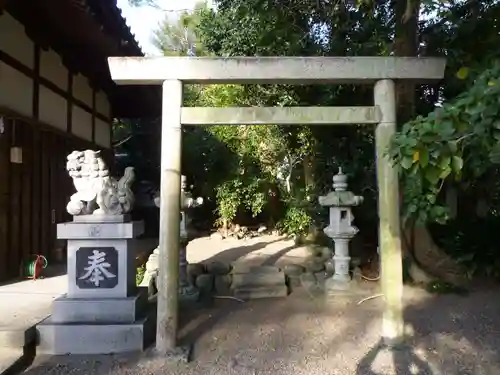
[21,284,500,375]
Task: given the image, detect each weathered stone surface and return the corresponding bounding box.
[283,264,305,277]
[187,263,205,284]
[214,275,232,294]
[206,261,232,275]
[231,264,280,274]
[319,246,333,260]
[229,265,288,299]
[184,107,383,126]
[314,271,328,282]
[234,285,288,300]
[210,232,224,240]
[108,56,447,85]
[51,293,147,323]
[57,221,144,240]
[231,271,286,288]
[145,248,159,272]
[299,272,326,299]
[37,315,154,355]
[65,150,135,216]
[325,259,335,274]
[179,287,201,310]
[305,259,325,273]
[195,274,214,293]
[300,272,317,290]
[287,276,302,288]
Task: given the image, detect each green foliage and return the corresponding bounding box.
[389,61,500,225]
[152,3,209,56]
[136,265,145,286]
[277,206,312,236]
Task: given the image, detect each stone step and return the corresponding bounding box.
[231,264,281,274]
[231,270,286,289]
[0,348,23,375]
[233,285,288,300]
[51,293,147,323]
[36,316,154,355]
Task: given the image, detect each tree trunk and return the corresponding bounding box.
[303,152,318,240]
[303,153,315,188]
[393,0,419,124]
[394,0,464,285]
[404,224,466,286]
[266,182,280,229]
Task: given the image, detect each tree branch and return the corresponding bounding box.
[112,134,133,148]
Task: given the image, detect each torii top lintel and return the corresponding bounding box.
[107,56,446,85]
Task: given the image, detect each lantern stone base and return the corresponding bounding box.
[324,276,354,291]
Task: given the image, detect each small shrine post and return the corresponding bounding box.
[107,56,446,358]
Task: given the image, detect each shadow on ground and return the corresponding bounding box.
[17,266,500,375]
[199,237,288,265]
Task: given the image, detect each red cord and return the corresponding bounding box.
[33,255,44,280]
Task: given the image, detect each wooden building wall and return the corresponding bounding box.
[0,12,114,281]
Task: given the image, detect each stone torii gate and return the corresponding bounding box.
[107,56,445,358]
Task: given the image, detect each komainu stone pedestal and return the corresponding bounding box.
[37,216,154,355]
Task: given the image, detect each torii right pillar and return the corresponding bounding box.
[374,79,404,347]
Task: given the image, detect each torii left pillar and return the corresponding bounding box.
[156,80,188,359]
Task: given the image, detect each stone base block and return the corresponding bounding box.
[73,214,131,223]
[231,264,280,274]
[323,277,360,296]
[146,344,192,363]
[231,268,286,289]
[51,292,147,323]
[37,316,154,355]
[57,220,144,240]
[234,285,288,300]
[325,276,353,292]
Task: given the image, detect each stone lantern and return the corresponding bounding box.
[141,175,203,304]
[178,176,203,302]
[318,167,363,290]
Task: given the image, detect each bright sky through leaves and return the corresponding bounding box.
[116,0,205,55]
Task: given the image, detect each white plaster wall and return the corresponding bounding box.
[73,73,93,107]
[71,105,92,141]
[0,13,34,68]
[95,119,111,148]
[39,86,67,132]
[40,49,68,90]
[0,62,33,117]
[96,90,111,119]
